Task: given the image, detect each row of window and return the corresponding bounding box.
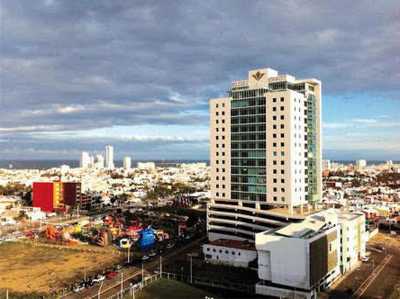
[205,247,242,256]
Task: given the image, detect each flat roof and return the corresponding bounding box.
[207,239,256,251]
[275,219,325,238]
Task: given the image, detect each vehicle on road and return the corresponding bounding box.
[142,255,150,261]
[106,271,118,279]
[361,256,369,262]
[73,284,85,293]
[93,274,106,283]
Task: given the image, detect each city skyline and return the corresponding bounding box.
[1,1,399,161]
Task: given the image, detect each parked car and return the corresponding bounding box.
[106,271,118,279]
[361,256,369,262]
[148,250,157,257]
[93,274,106,283]
[142,255,150,261]
[73,284,85,293]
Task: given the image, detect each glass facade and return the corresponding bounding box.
[230,88,268,201]
[306,94,318,202]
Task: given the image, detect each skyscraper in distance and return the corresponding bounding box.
[105,145,114,169]
[80,151,91,168]
[208,67,322,242]
[123,156,132,170]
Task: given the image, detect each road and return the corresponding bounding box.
[63,236,206,299]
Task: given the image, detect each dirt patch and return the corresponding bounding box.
[0,241,122,296]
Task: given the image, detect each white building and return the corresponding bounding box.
[203,239,257,268]
[80,152,91,168]
[208,67,322,242]
[105,145,115,169]
[95,154,105,169]
[138,162,156,170]
[123,156,132,170]
[255,209,367,299]
[322,160,332,171]
[356,160,367,170]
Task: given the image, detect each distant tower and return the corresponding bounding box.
[356,159,367,170]
[95,154,105,169]
[123,156,132,170]
[105,145,114,169]
[80,152,91,168]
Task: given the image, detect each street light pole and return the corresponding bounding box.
[98,280,104,299]
[120,272,124,297]
[190,255,193,284]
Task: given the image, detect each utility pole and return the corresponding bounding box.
[159,256,162,278]
[127,246,130,264]
[98,280,104,299]
[142,263,144,284]
[120,271,124,297]
[190,254,193,284]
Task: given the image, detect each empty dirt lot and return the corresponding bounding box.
[328,232,400,299]
[0,241,122,297]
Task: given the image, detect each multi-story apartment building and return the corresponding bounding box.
[208,67,322,242]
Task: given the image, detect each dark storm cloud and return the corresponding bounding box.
[0,0,399,158]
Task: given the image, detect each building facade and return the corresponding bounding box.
[105,145,115,169]
[208,67,322,242]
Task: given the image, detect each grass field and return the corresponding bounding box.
[0,241,122,296]
[130,279,223,299]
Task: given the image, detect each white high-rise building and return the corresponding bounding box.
[95,154,105,169]
[356,159,367,170]
[105,145,114,169]
[80,151,91,168]
[208,67,322,242]
[123,156,132,170]
[322,159,332,170]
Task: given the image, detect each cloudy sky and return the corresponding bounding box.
[1,1,399,161]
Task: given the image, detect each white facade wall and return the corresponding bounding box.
[203,244,257,268]
[265,90,306,208]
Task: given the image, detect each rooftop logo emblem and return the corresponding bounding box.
[252,71,265,81]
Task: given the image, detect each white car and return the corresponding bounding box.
[142,255,150,261]
[361,256,369,262]
[73,285,85,293]
[93,275,105,283]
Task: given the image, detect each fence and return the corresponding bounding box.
[104,270,254,299]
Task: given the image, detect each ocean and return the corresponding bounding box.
[0,160,209,170]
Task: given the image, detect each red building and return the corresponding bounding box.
[32,182,55,212]
[32,181,81,212]
[63,182,81,206]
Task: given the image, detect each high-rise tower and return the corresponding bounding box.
[105,145,115,169]
[208,67,322,242]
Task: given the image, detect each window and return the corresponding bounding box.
[216,104,219,108]
[280,133,285,138]
[273,142,277,147]
[280,124,284,129]
[281,161,285,165]
[273,98,277,102]
[273,187,277,192]
[216,112,219,116]
[273,178,277,183]
[280,97,284,102]
[273,116,277,120]
[273,196,277,201]
[273,160,277,165]
[273,125,277,129]
[281,142,285,147]
[273,107,277,112]
[280,115,284,120]
[216,120,219,124]
[273,169,277,174]
[281,178,285,183]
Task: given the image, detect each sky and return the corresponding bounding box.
[0,1,399,161]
